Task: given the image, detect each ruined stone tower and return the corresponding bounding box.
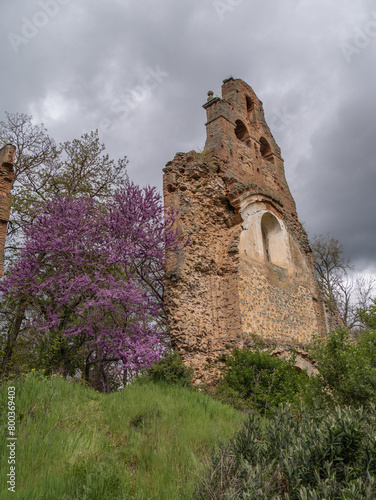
[163,78,328,383]
[0,144,16,278]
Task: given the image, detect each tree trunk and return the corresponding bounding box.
[0,301,26,377]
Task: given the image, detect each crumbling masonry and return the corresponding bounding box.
[0,144,16,278]
[163,78,330,384]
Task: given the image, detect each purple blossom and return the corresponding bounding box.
[0,183,180,385]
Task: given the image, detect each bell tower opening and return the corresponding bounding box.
[235,120,248,141]
[235,120,251,148]
[246,96,254,112]
[260,137,274,164]
[246,95,254,121]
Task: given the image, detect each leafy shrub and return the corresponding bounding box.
[360,298,376,330]
[310,328,376,407]
[145,351,193,387]
[195,404,376,499]
[215,348,310,413]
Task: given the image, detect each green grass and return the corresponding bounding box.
[0,372,244,499]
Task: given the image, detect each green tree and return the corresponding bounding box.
[0,112,128,240]
[309,328,376,407]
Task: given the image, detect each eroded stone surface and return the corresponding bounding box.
[163,79,329,384]
[0,144,16,278]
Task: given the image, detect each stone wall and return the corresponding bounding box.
[163,79,328,384]
[0,144,16,278]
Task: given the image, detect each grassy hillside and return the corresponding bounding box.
[0,373,244,499]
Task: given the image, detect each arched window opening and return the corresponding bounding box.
[246,96,254,113]
[260,137,274,164]
[235,120,249,142]
[261,212,287,268]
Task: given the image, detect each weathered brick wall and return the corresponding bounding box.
[164,154,243,380]
[0,145,16,278]
[163,79,328,384]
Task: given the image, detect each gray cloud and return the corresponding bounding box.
[1,0,376,272]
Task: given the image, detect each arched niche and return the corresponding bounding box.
[260,137,274,164]
[239,199,290,270]
[261,212,288,268]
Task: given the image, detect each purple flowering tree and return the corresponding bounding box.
[0,183,179,391]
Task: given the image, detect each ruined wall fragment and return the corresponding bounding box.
[163,79,328,384]
[0,144,16,278]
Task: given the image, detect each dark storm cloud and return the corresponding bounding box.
[294,65,376,271]
[1,0,376,272]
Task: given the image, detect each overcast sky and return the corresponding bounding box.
[1,0,376,274]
